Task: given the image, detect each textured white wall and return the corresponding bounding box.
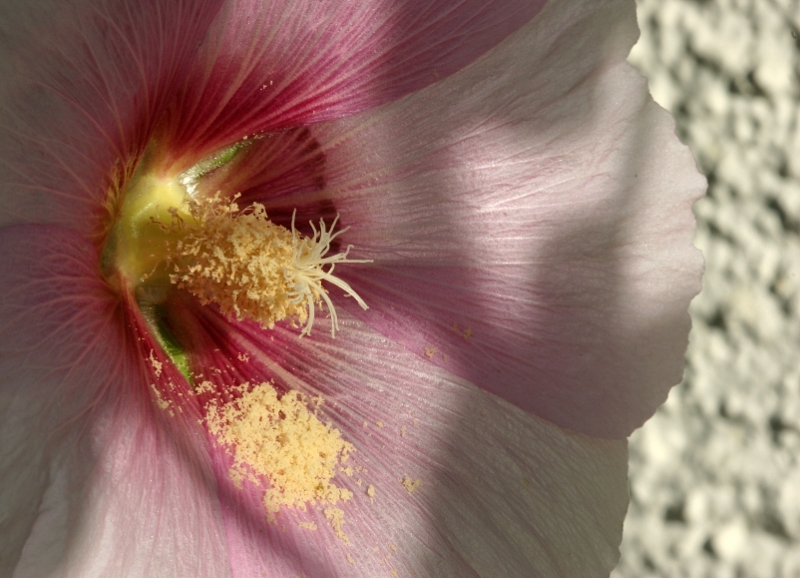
[615,1,800,577]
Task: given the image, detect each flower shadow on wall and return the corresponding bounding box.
[0,0,704,576]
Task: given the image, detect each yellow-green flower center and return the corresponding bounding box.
[111,171,192,294]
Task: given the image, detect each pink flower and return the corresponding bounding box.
[0,0,704,576]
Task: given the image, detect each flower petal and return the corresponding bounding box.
[268,0,705,439]
[0,226,230,577]
[176,302,628,577]
[13,392,233,578]
[0,225,113,575]
[158,0,548,166]
[0,0,223,231]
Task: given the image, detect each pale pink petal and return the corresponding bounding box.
[177,304,628,577]
[14,388,232,578]
[158,0,548,167]
[0,227,230,577]
[0,225,115,575]
[0,0,223,231]
[250,0,705,439]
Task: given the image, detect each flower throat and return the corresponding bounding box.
[102,149,369,339]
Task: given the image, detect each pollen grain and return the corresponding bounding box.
[205,382,354,516]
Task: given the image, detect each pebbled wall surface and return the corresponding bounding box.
[615,1,800,577]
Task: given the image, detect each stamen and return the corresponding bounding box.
[169,197,370,337]
[290,210,370,337]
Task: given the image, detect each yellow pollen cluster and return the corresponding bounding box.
[170,197,368,336]
[204,382,354,514]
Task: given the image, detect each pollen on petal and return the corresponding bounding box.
[204,382,354,515]
[400,476,422,493]
[170,197,369,336]
[324,507,350,545]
